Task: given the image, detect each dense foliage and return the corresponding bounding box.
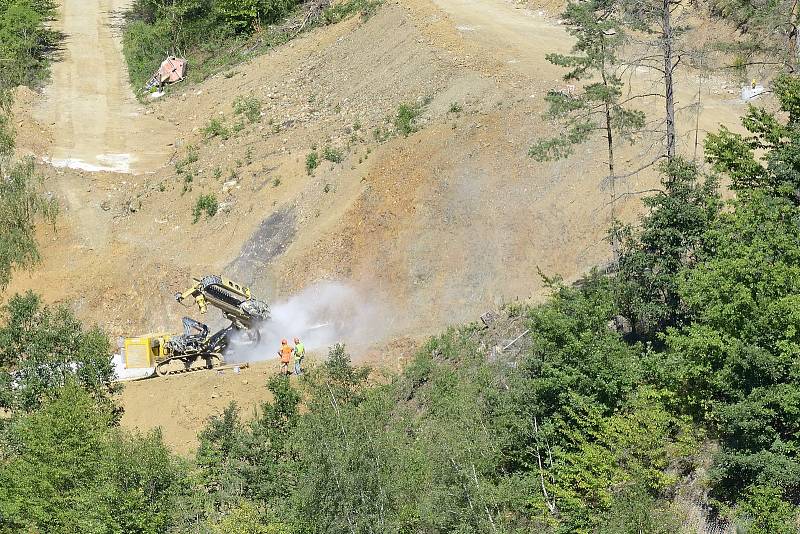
[0,0,60,91]
[122,0,381,90]
[0,291,114,412]
[0,1,59,290]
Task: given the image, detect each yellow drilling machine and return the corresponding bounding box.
[117,275,269,378]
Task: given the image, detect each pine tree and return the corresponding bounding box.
[530,0,645,200]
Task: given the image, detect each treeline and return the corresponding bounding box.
[2,78,800,529]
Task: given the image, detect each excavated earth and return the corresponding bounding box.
[10,0,750,453]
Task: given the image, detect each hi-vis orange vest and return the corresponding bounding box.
[280,345,293,363]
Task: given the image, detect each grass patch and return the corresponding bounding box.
[322,0,382,23]
[192,194,219,223]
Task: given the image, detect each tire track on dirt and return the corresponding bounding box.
[32,0,174,174]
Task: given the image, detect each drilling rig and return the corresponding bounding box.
[118,275,269,378]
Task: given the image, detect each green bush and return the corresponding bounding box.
[0,384,189,532]
[322,145,343,163]
[215,0,298,33]
[306,151,319,174]
[121,19,172,94]
[0,0,60,90]
[394,103,421,136]
[192,194,219,223]
[202,117,230,140]
[233,96,263,123]
[0,291,114,412]
[0,156,58,289]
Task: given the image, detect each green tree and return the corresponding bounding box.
[735,485,798,534]
[0,383,188,533]
[0,89,58,290]
[662,77,800,505]
[531,0,645,194]
[705,74,800,196]
[611,158,720,336]
[0,291,114,412]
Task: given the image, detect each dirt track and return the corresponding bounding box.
[31,0,173,173]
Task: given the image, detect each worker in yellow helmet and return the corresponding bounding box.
[293,337,305,375]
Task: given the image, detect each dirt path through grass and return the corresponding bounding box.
[31,0,174,174]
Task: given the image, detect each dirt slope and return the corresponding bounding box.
[31,0,173,172]
[10,0,752,452]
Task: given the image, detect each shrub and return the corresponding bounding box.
[233,96,263,123]
[306,151,319,174]
[175,145,199,174]
[448,101,463,113]
[322,0,381,23]
[0,0,61,90]
[121,19,172,94]
[0,291,114,412]
[322,146,343,163]
[202,117,230,140]
[182,173,193,194]
[394,103,421,136]
[192,194,219,223]
[0,156,58,289]
[215,0,298,33]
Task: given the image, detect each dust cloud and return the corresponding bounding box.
[226,282,389,363]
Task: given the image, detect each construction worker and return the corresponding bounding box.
[278,339,292,376]
[293,337,305,375]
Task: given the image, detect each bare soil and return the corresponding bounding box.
[30,0,173,172]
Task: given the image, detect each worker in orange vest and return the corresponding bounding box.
[278,339,293,375]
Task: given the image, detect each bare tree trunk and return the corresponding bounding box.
[663,0,676,160]
[600,40,616,185]
[533,416,558,516]
[604,100,615,184]
[601,38,620,257]
[790,0,800,71]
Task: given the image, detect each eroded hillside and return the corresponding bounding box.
[8,0,752,449]
[12,0,749,338]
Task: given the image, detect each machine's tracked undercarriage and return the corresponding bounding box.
[120,275,269,378]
